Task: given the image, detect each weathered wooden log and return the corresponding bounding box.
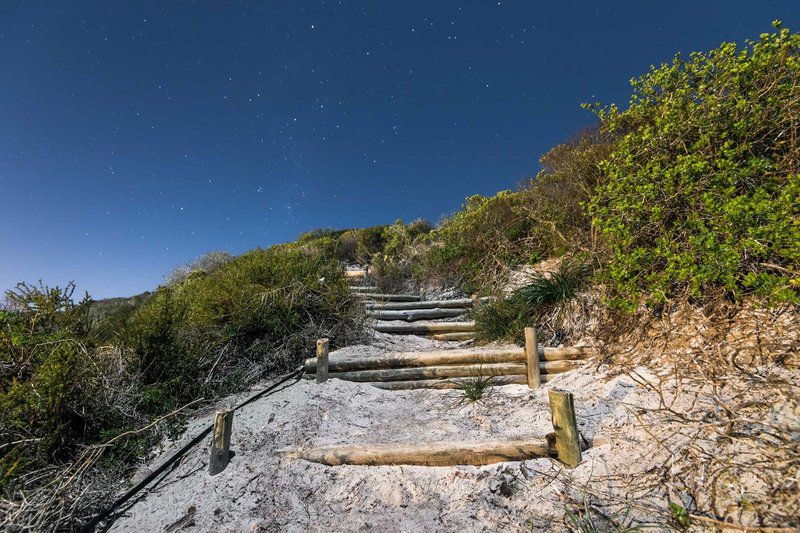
[548,389,581,468]
[305,347,523,372]
[525,327,540,389]
[367,375,539,390]
[350,285,378,292]
[279,437,555,466]
[304,347,590,373]
[315,362,526,382]
[365,298,474,311]
[357,293,421,302]
[372,321,475,334]
[539,346,593,361]
[428,332,475,341]
[208,410,234,476]
[307,360,578,382]
[345,270,367,278]
[367,308,468,322]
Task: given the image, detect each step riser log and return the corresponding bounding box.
[357,294,421,302]
[304,347,591,372]
[367,308,468,321]
[372,322,476,334]
[305,360,582,382]
[365,299,474,311]
[368,375,536,389]
[428,332,475,341]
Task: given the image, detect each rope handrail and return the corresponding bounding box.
[80,366,305,532]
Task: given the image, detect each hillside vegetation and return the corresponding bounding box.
[1,23,798,531]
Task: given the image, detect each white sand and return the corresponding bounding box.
[109,335,666,532]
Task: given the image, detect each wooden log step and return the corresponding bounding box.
[428,332,475,341]
[306,360,581,382]
[345,270,367,278]
[367,375,535,390]
[304,347,591,372]
[367,308,468,322]
[278,437,555,466]
[305,347,523,372]
[357,293,422,302]
[365,298,475,311]
[320,362,525,382]
[371,321,475,334]
[350,285,378,292]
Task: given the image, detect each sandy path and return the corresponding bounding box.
[110,334,644,532]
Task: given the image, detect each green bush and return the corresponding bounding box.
[0,283,99,484]
[123,244,362,407]
[370,219,433,291]
[589,22,800,307]
[421,191,535,291]
[88,291,153,343]
[523,127,613,255]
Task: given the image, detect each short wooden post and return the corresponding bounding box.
[316,338,330,383]
[209,409,234,476]
[524,327,540,389]
[548,389,581,467]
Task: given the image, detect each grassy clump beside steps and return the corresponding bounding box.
[475,260,591,343]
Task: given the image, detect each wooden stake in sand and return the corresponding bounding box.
[548,389,581,467]
[525,327,540,389]
[209,409,234,476]
[316,338,330,384]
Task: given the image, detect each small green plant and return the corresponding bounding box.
[457,375,494,402]
[668,502,690,529]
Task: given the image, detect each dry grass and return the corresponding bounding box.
[586,299,800,529]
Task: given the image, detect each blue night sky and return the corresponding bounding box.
[1,1,798,299]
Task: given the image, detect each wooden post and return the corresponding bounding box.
[548,389,581,467]
[316,338,330,383]
[209,409,234,476]
[524,327,540,389]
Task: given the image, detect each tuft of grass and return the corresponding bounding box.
[515,260,591,308]
[473,298,522,341]
[457,375,493,402]
[475,259,591,342]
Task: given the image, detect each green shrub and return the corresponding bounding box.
[88,291,153,343]
[421,191,535,291]
[0,283,99,485]
[165,251,233,285]
[370,219,433,291]
[589,22,800,307]
[123,244,362,406]
[0,243,364,494]
[522,127,613,256]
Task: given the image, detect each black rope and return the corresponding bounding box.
[80,367,305,533]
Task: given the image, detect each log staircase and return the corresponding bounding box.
[346,267,477,342]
